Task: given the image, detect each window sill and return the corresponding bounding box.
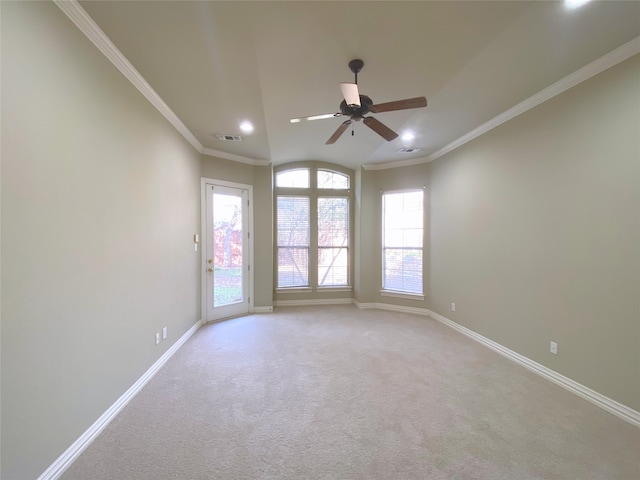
[379,290,425,301]
[317,286,352,293]
[276,287,313,293]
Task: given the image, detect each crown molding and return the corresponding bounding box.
[201,148,271,166]
[54,0,270,167]
[362,35,640,171]
[362,155,430,171]
[55,1,639,171]
[54,0,203,152]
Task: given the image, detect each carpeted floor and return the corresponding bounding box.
[62,305,639,479]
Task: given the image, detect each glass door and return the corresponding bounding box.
[205,184,250,321]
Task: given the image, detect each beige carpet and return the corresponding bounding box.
[62,305,639,479]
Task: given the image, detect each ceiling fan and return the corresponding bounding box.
[290,59,428,144]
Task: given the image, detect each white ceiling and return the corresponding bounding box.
[77,0,640,170]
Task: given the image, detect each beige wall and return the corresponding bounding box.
[1,2,201,478]
[1,2,637,478]
[354,167,378,304]
[201,156,273,307]
[201,155,255,185]
[355,164,431,308]
[428,55,640,410]
[370,164,430,310]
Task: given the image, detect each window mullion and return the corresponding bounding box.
[275,164,353,291]
[310,192,319,290]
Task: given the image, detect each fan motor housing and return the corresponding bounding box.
[340,95,373,120]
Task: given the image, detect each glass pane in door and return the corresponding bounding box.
[212,193,243,307]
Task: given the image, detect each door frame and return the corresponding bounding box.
[201,177,254,323]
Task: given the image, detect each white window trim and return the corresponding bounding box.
[317,286,353,293]
[379,289,425,301]
[276,287,313,293]
[275,163,354,291]
[276,194,311,289]
[381,188,425,297]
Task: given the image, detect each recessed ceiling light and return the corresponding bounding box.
[239,121,254,133]
[564,0,591,10]
[401,131,415,141]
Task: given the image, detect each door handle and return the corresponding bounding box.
[207,259,213,264]
[207,268,213,273]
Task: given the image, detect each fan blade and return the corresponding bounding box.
[369,96,427,113]
[326,120,351,144]
[340,82,360,107]
[290,112,342,123]
[363,117,398,141]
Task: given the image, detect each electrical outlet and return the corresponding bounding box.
[550,341,558,355]
[451,303,456,312]
[155,332,161,345]
[162,327,167,340]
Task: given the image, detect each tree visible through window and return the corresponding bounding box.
[318,169,349,189]
[318,197,349,286]
[382,190,423,294]
[275,166,351,289]
[276,196,309,287]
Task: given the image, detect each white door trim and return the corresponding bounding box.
[200,177,254,322]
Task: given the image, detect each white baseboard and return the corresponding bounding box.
[353,300,377,309]
[252,306,274,313]
[371,302,431,317]
[37,319,203,480]
[274,298,354,307]
[353,300,430,317]
[37,301,639,480]
[428,310,640,428]
[353,301,640,428]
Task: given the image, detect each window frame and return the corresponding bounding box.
[381,188,425,300]
[276,195,311,288]
[275,168,310,189]
[317,196,350,287]
[317,169,350,190]
[274,163,353,292]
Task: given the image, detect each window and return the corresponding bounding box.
[275,165,352,290]
[317,169,349,189]
[382,190,424,295]
[276,196,309,287]
[318,197,349,286]
[276,168,309,188]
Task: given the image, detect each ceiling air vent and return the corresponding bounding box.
[215,134,242,141]
[399,147,422,154]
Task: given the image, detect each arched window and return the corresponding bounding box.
[275,168,310,189]
[275,164,352,290]
[317,169,349,189]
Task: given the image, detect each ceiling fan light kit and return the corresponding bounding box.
[290,59,428,145]
[340,83,360,107]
